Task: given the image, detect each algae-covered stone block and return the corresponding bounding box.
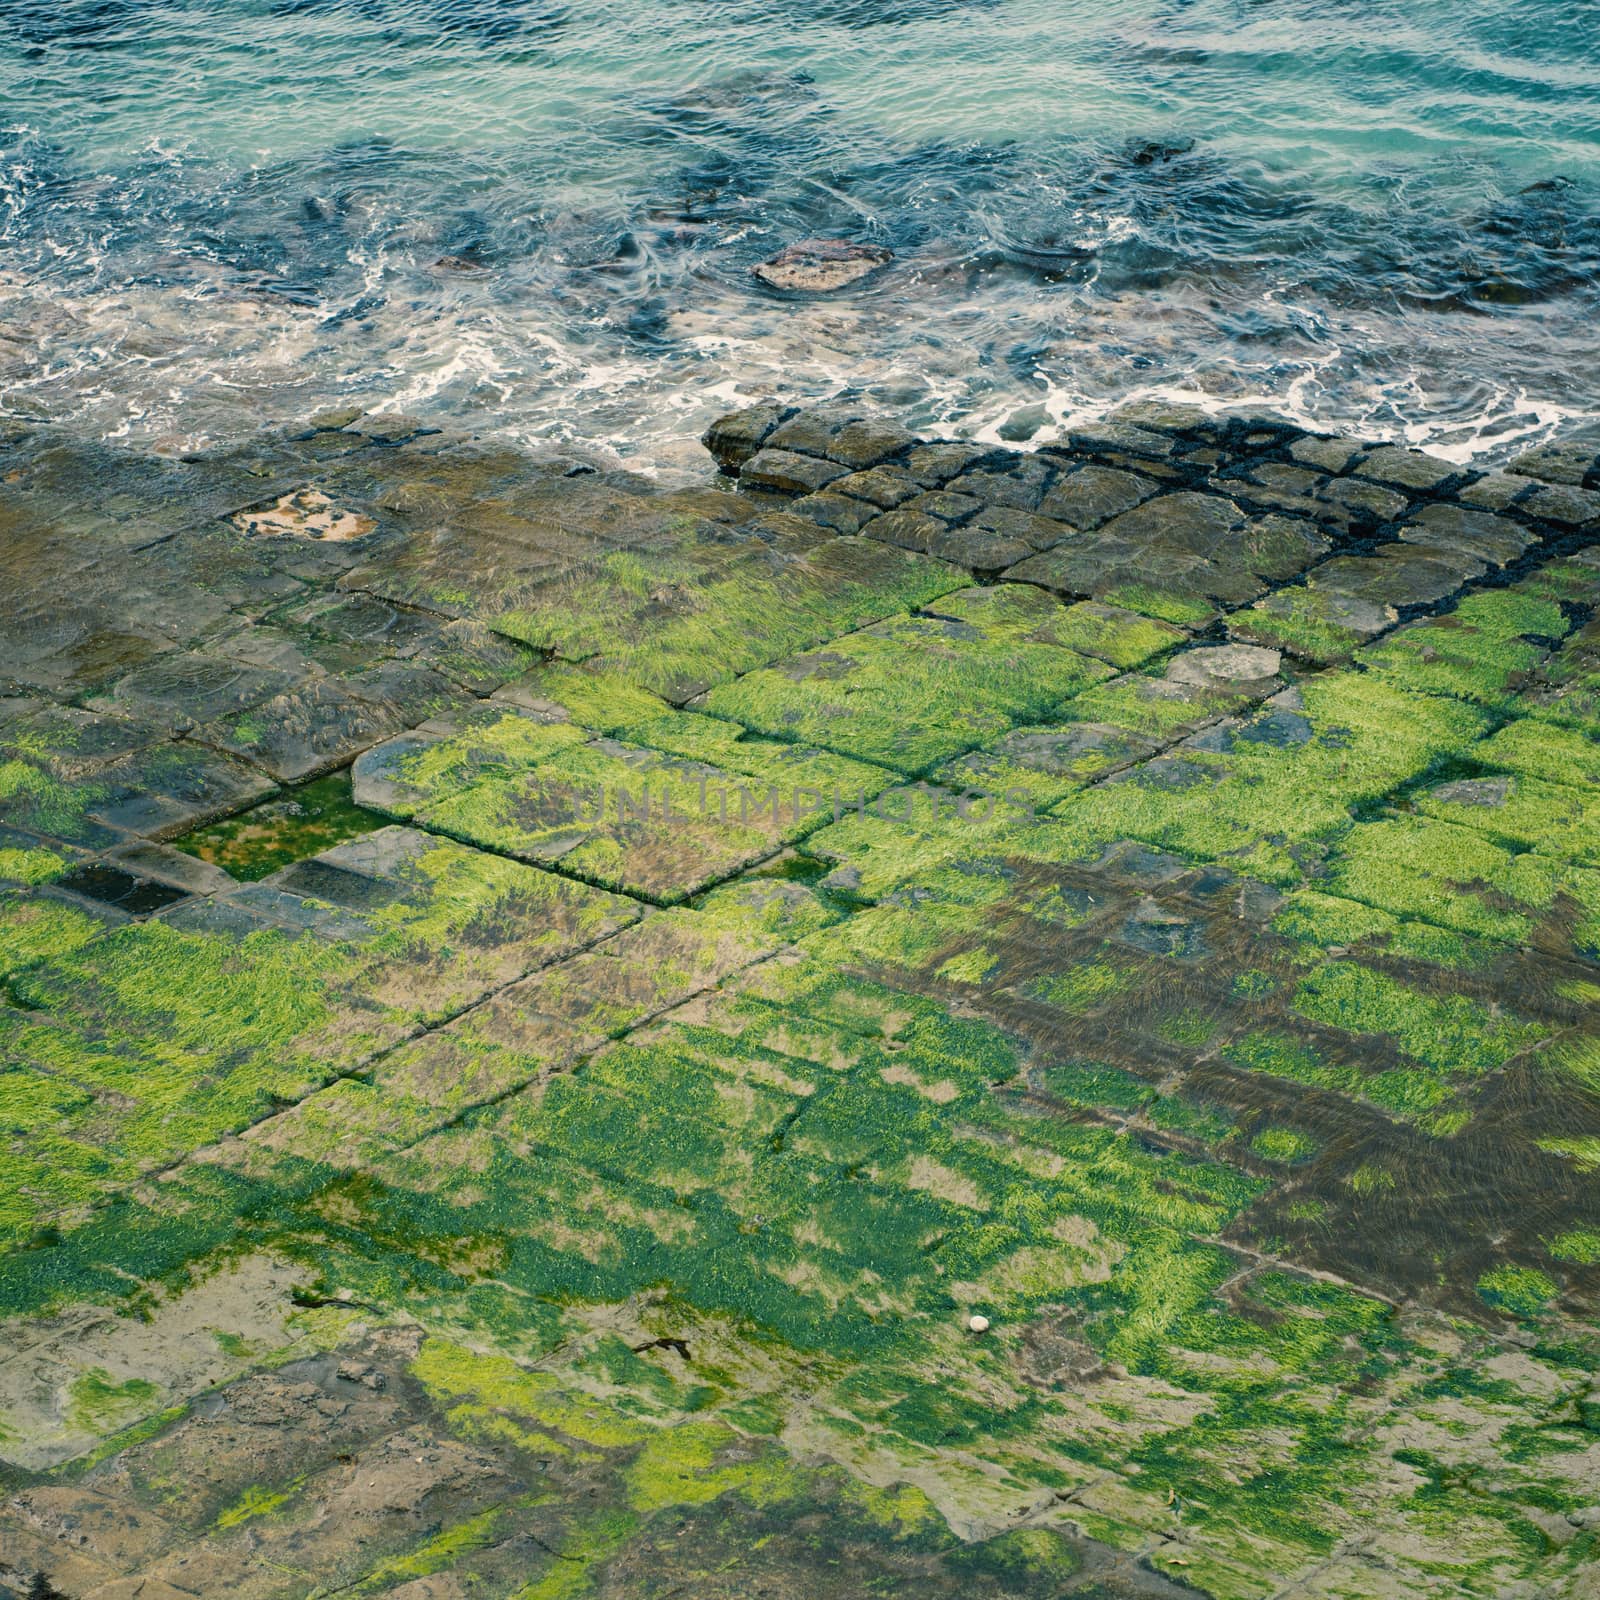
[1357,584,1569,708]
[698,587,1115,775]
[360,707,892,902]
[1228,583,1392,664]
[702,402,797,473]
[1007,492,1330,626]
[86,742,278,840]
[1416,768,1600,869]
[740,447,850,496]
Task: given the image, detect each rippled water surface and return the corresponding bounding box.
[3,0,1599,469]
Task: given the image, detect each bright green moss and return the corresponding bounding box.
[68,1367,160,1432]
[698,597,1114,776]
[1358,589,1568,708]
[1415,771,1600,870]
[1548,1229,1600,1265]
[1230,588,1370,664]
[1043,1060,1153,1112]
[1476,1266,1558,1318]
[1474,716,1600,789]
[1099,583,1216,627]
[1042,602,1185,668]
[1050,672,1487,885]
[1251,1127,1316,1163]
[625,1420,802,1512]
[1271,888,1486,970]
[0,845,69,885]
[0,758,108,845]
[1294,961,1544,1077]
[492,540,964,702]
[0,893,108,979]
[215,1477,306,1530]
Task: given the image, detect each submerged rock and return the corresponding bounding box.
[751,238,892,293]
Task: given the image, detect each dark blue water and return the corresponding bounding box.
[2,0,1599,469]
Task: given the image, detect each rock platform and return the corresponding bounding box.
[2,401,1599,1599]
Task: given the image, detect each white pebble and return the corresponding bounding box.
[967,1314,990,1333]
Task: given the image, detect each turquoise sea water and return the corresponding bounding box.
[2,0,1598,469]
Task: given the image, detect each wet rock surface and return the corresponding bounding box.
[751,238,894,293]
[2,402,1599,1599]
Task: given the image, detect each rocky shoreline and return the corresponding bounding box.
[2,400,1598,1599]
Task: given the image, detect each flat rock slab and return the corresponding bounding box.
[4,403,1600,1600]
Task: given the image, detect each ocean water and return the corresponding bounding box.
[2,0,1599,473]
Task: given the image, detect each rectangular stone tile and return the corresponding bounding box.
[1037,464,1158,530]
[1210,460,1413,533]
[696,585,1115,776]
[91,652,302,726]
[1309,811,1600,963]
[1396,502,1536,568]
[358,709,892,902]
[84,743,278,841]
[1226,583,1395,665]
[490,532,965,703]
[765,405,916,469]
[1043,672,1488,885]
[1306,544,1484,610]
[931,642,1285,813]
[1412,771,1600,870]
[1006,493,1330,627]
[1356,583,1570,709]
[0,704,166,781]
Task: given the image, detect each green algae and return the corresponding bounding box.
[491,538,965,702]
[1547,1228,1600,1264]
[0,843,69,885]
[0,892,109,980]
[1228,586,1372,663]
[1415,769,1600,869]
[1475,715,1600,789]
[214,1476,306,1530]
[173,770,386,880]
[0,756,110,846]
[1311,813,1600,955]
[1048,671,1487,885]
[1476,1266,1559,1318]
[0,916,350,1245]
[1039,600,1186,667]
[698,592,1115,776]
[413,1340,657,1449]
[625,1419,802,1512]
[1222,1028,1455,1123]
[1358,587,1569,709]
[374,706,894,902]
[1270,887,1485,969]
[6,418,1600,1600]
[68,1366,160,1432]
[1251,1127,1316,1163]
[1100,582,1217,627]
[1293,961,1544,1078]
